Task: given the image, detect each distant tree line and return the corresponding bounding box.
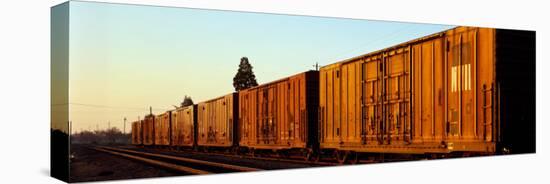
[71,127,129,145]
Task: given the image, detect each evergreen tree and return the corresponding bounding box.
[181,95,194,107]
[233,57,258,91]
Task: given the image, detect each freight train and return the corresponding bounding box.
[131,26,535,163]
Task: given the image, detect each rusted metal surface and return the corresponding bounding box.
[196,93,238,147]
[238,71,318,150]
[319,27,497,154]
[155,112,171,146]
[171,105,196,147]
[142,115,155,146]
[131,121,142,145]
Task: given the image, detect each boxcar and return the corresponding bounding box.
[238,71,319,153]
[142,114,155,146]
[154,111,171,146]
[171,105,196,147]
[318,26,535,159]
[196,93,238,148]
[131,120,142,145]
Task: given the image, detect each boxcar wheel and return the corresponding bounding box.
[276,150,288,158]
[334,150,348,164]
[304,149,313,161]
[312,153,320,162]
[249,148,256,157]
[348,151,359,164]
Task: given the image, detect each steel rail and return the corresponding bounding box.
[98,146,261,172]
[93,147,211,175]
[140,147,340,166]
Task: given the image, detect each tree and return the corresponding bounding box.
[181,95,194,107]
[233,57,258,91]
[105,127,123,144]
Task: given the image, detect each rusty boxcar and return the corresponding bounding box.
[238,71,319,155]
[319,26,535,161]
[196,93,238,148]
[142,114,155,146]
[171,105,196,147]
[131,120,142,145]
[154,111,171,146]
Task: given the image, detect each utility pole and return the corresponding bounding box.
[313,62,319,71]
[123,117,127,134]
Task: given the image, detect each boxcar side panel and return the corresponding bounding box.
[434,38,445,140]
[131,121,137,144]
[238,71,317,150]
[442,27,496,153]
[143,115,155,145]
[131,121,142,145]
[239,90,257,147]
[154,112,171,146]
[171,106,195,147]
[477,28,496,143]
[197,93,236,147]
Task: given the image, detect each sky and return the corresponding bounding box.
[63,1,453,133]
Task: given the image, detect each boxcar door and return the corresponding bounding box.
[385,49,411,144]
[267,86,277,144]
[362,58,382,144]
[258,87,275,144]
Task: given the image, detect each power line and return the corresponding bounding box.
[320,24,427,64]
[52,102,172,111]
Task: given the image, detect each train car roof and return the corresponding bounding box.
[174,105,194,111]
[240,70,317,92]
[197,92,237,104]
[321,26,459,69]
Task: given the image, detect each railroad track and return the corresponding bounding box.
[135,147,340,167]
[93,146,262,175]
[120,146,418,167]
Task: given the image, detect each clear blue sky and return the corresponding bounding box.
[65,1,453,132]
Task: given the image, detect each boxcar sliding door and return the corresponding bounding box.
[362,58,382,144]
[382,48,412,144]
